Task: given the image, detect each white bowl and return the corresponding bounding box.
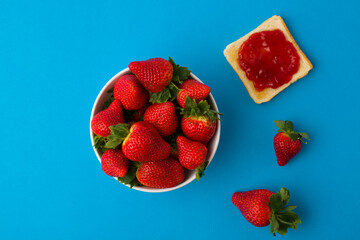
[90,68,221,193]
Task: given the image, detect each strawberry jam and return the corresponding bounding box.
[238,29,300,91]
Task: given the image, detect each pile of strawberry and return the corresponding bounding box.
[91,57,221,189]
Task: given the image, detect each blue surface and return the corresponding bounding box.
[1,0,359,239]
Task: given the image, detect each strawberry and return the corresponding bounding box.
[101,149,129,177]
[180,96,221,144]
[143,102,178,137]
[148,57,191,104]
[136,157,185,188]
[104,121,171,162]
[128,58,173,93]
[114,74,148,110]
[176,136,208,180]
[181,116,217,145]
[177,79,211,108]
[274,120,310,166]
[232,188,301,236]
[91,99,125,137]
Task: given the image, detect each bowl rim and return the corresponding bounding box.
[90,68,221,193]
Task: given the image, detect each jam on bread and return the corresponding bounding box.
[224,16,312,103]
[238,29,300,91]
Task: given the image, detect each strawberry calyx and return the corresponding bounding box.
[104,123,131,149]
[274,120,310,144]
[268,187,301,236]
[180,96,222,125]
[196,160,209,181]
[117,161,142,188]
[94,135,108,155]
[168,57,191,85]
[149,82,179,104]
[149,57,191,103]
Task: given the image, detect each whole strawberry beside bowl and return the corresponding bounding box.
[90,57,221,193]
[273,120,310,166]
[232,187,301,236]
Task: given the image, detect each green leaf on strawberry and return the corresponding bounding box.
[284,120,293,132]
[270,214,279,235]
[94,135,109,155]
[274,120,310,143]
[196,160,209,181]
[105,123,130,149]
[149,57,191,103]
[180,96,222,125]
[169,57,191,85]
[282,205,297,212]
[117,161,142,188]
[268,187,301,236]
[274,120,285,130]
[299,132,310,141]
[149,82,179,104]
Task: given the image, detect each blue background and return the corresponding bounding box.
[1,0,359,239]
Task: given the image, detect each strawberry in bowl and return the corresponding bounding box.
[90,57,222,192]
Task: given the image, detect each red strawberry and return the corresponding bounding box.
[129,58,173,93]
[114,74,148,110]
[232,189,273,227]
[232,188,301,236]
[101,149,129,177]
[136,157,185,188]
[180,97,220,144]
[274,120,310,166]
[177,136,208,180]
[91,99,125,137]
[105,121,171,162]
[177,79,211,108]
[143,102,178,137]
[181,116,217,145]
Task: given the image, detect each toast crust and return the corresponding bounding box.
[224,16,312,103]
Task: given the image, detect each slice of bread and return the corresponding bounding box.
[224,16,312,104]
